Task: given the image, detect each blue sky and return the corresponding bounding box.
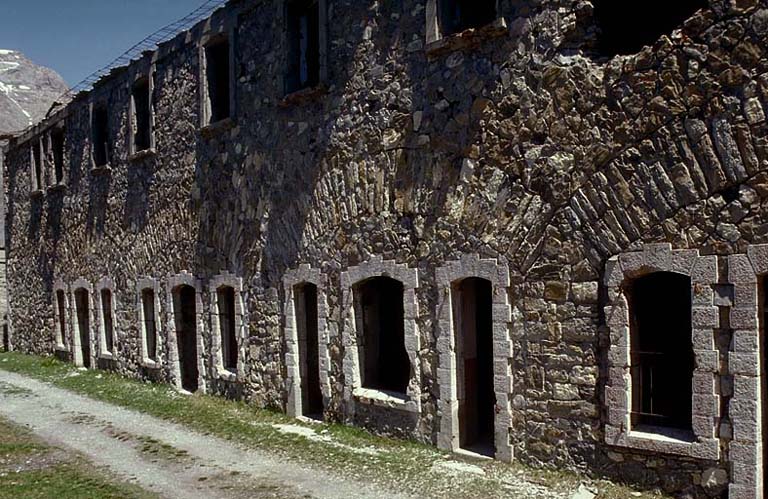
[0,0,213,86]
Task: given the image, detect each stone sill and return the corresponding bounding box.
[90,165,112,176]
[353,387,419,413]
[280,84,328,107]
[201,117,235,138]
[141,359,160,369]
[98,351,115,361]
[605,424,720,460]
[216,368,238,382]
[128,148,156,162]
[30,189,45,199]
[54,344,68,353]
[47,183,67,194]
[426,17,508,58]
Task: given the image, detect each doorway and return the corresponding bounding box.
[453,277,495,455]
[295,283,322,417]
[173,285,199,392]
[74,288,91,368]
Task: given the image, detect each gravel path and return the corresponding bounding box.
[0,369,410,499]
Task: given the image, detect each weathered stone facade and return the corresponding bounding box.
[2,0,768,497]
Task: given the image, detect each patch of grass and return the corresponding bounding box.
[0,414,155,499]
[0,352,670,499]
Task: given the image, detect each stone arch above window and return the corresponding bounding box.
[137,277,162,368]
[435,254,512,463]
[53,279,69,351]
[71,278,95,369]
[209,272,245,382]
[604,243,719,460]
[95,277,118,359]
[283,264,331,419]
[166,271,206,394]
[340,256,421,415]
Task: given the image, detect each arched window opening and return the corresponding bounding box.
[172,285,199,393]
[294,282,322,417]
[141,288,158,362]
[593,0,707,57]
[453,277,495,456]
[355,277,409,394]
[629,272,693,431]
[217,285,238,372]
[74,288,91,369]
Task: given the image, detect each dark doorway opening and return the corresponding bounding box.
[2,319,8,352]
[355,277,409,394]
[439,0,496,37]
[760,277,768,491]
[100,289,114,354]
[141,289,158,362]
[295,283,322,418]
[56,289,68,347]
[453,278,495,455]
[74,288,91,368]
[173,285,199,392]
[593,0,707,56]
[286,0,320,94]
[629,272,693,431]
[217,286,238,372]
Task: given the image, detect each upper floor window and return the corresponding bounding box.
[203,37,231,125]
[131,77,152,153]
[628,272,693,431]
[439,0,496,37]
[51,127,65,185]
[286,0,320,94]
[91,104,110,167]
[30,139,43,192]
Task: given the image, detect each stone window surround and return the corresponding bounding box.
[283,264,332,418]
[340,256,421,415]
[425,0,507,46]
[53,278,69,351]
[127,62,157,159]
[209,272,246,382]
[198,14,237,131]
[727,246,768,499]
[166,271,207,394]
[435,254,513,463]
[137,277,162,368]
[281,0,329,99]
[95,277,118,360]
[71,278,96,369]
[603,243,720,460]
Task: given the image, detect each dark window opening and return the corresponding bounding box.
[286,0,320,94]
[355,277,409,394]
[56,290,67,347]
[101,289,114,354]
[32,142,42,190]
[453,277,495,456]
[1,322,7,353]
[439,0,496,37]
[205,39,231,124]
[92,105,109,167]
[51,128,65,184]
[74,288,91,369]
[295,283,322,418]
[594,0,707,56]
[629,272,693,431]
[760,277,768,490]
[173,285,199,392]
[217,286,238,371]
[132,78,152,152]
[141,289,157,362]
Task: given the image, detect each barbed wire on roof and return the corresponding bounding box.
[56,0,228,105]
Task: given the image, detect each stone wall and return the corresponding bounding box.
[3,0,768,497]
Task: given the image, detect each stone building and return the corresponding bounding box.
[1,0,767,497]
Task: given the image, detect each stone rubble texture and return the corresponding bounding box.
[0,0,767,498]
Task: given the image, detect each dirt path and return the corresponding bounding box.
[0,369,409,499]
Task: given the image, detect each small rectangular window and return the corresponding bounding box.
[92,105,109,167]
[132,78,152,152]
[217,286,238,371]
[51,128,65,184]
[204,39,230,124]
[439,0,496,37]
[101,289,115,354]
[31,140,42,191]
[141,289,157,361]
[286,0,320,94]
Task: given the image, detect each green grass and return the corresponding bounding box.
[0,352,670,499]
[0,416,155,499]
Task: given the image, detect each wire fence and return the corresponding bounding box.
[56,0,229,104]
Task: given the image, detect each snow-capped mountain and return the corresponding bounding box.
[0,49,68,135]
